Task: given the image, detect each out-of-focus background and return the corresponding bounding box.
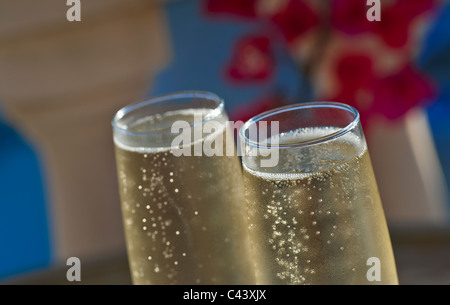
[1,0,450,284]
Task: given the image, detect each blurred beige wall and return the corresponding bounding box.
[369,110,449,226]
[0,0,171,262]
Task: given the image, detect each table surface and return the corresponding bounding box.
[3,227,450,285]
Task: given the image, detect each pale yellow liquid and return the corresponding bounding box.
[243,128,398,285]
[115,110,254,284]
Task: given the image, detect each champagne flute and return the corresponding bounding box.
[113,91,254,284]
[239,102,398,285]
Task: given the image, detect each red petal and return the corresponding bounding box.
[332,0,375,35]
[335,53,375,90]
[204,0,259,18]
[373,65,436,120]
[395,0,436,18]
[373,0,436,48]
[225,35,275,83]
[271,0,319,44]
[373,5,414,48]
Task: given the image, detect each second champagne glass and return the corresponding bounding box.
[239,102,398,285]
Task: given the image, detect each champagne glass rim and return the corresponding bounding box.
[112,91,225,136]
[239,101,360,149]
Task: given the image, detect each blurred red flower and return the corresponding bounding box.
[330,53,435,126]
[203,0,439,127]
[332,0,436,48]
[225,35,274,83]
